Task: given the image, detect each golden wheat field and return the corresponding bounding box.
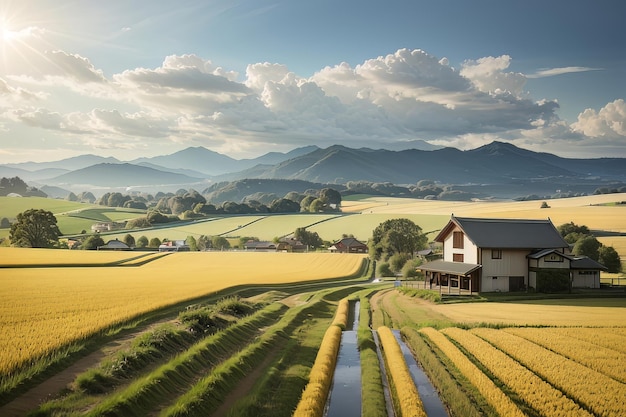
[429,326,626,417]
[342,193,626,232]
[429,298,626,326]
[0,249,367,377]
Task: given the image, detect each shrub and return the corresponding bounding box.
[377,262,393,277]
[536,269,570,292]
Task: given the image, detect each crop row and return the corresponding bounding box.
[86,303,286,416]
[378,326,426,417]
[293,297,349,417]
[501,327,626,383]
[419,327,525,417]
[442,327,593,417]
[544,327,626,354]
[292,325,342,417]
[0,251,366,391]
[472,328,626,417]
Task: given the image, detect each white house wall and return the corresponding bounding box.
[572,271,600,288]
[481,249,528,277]
[480,249,528,292]
[443,226,478,263]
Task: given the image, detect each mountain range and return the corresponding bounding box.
[1,141,625,199]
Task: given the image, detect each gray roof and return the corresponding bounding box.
[438,216,569,249]
[101,239,129,249]
[419,260,482,275]
[570,257,608,270]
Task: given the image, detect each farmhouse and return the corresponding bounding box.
[159,240,190,252]
[91,221,126,233]
[97,239,131,251]
[328,237,368,254]
[243,240,277,251]
[419,216,607,293]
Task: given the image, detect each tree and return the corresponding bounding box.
[269,198,300,213]
[126,217,151,229]
[308,198,326,213]
[137,235,149,248]
[557,222,590,239]
[388,252,412,273]
[123,234,136,248]
[197,235,211,251]
[186,235,198,251]
[149,237,162,248]
[9,209,61,248]
[572,236,601,261]
[320,188,342,207]
[370,218,427,261]
[300,195,316,212]
[211,236,230,250]
[81,234,105,250]
[294,227,323,249]
[0,217,10,228]
[599,246,622,273]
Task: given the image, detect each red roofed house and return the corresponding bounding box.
[329,237,368,254]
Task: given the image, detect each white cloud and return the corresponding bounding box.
[2,43,624,159]
[571,99,626,139]
[460,55,526,97]
[527,66,602,78]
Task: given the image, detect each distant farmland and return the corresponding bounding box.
[2,193,625,244]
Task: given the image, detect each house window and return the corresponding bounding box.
[545,253,563,262]
[453,253,464,262]
[492,249,502,259]
[453,231,464,249]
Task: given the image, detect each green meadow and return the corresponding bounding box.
[0,197,146,239]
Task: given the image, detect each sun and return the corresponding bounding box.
[1,27,17,42]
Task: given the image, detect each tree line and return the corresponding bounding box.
[4,208,622,275]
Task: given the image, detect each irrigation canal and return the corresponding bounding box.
[393,330,448,417]
[326,301,362,417]
[325,301,448,417]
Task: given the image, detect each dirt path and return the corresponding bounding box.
[209,347,281,417]
[0,319,174,417]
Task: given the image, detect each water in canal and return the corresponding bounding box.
[325,301,361,417]
[393,330,448,417]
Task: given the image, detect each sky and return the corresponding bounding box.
[0,0,625,164]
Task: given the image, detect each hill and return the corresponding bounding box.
[44,163,206,188]
[202,179,345,204]
[215,142,626,198]
[131,145,319,176]
[4,141,626,200]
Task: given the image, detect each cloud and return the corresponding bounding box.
[460,55,526,97]
[571,99,626,139]
[527,67,603,78]
[2,45,623,159]
[45,50,107,83]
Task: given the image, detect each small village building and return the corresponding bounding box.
[97,239,131,251]
[91,221,126,233]
[277,237,307,252]
[243,240,277,251]
[418,215,607,293]
[159,240,190,252]
[328,237,368,253]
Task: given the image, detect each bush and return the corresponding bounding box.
[401,262,421,279]
[214,296,255,317]
[388,252,412,273]
[377,262,393,277]
[536,269,570,292]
